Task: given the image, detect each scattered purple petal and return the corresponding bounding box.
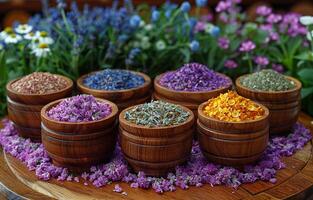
[0,119,311,193]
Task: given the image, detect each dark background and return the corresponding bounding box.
[0,0,313,28]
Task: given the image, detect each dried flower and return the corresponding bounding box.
[83,69,145,91]
[0,119,311,193]
[159,63,231,92]
[47,95,112,122]
[203,91,265,122]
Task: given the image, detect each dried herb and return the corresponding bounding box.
[124,101,190,127]
[11,72,68,94]
[240,69,296,91]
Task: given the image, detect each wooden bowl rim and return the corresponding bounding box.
[198,100,269,124]
[6,74,73,97]
[235,74,302,95]
[77,69,151,94]
[119,102,195,130]
[41,97,118,125]
[154,72,233,95]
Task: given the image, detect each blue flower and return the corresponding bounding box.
[165,10,172,18]
[130,15,141,28]
[211,26,220,37]
[196,0,208,7]
[151,10,160,22]
[180,2,191,13]
[57,0,66,9]
[189,40,200,52]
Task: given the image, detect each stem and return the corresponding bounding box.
[247,53,253,73]
[61,9,72,35]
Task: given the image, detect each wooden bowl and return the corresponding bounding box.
[119,104,195,177]
[77,70,152,110]
[236,75,302,134]
[41,98,118,172]
[6,75,73,142]
[153,72,233,119]
[197,101,269,166]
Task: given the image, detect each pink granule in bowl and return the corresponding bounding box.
[47,95,112,122]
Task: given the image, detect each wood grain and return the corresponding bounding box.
[153,72,233,123]
[236,75,302,135]
[0,112,312,199]
[77,70,152,111]
[197,101,269,166]
[6,75,73,142]
[119,104,194,176]
[41,98,118,172]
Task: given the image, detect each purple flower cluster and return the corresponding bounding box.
[224,60,238,69]
[254,56,269,66]
[159,63,232,92]
[47,95,112,122]
[0,119,311,194]
[218,37,230,49]
[256,6,272,16]
[239,40,256,52]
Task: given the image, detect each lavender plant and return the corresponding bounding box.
[0,0,313,116]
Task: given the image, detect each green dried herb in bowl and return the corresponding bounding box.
[240,69,296,91]
[124,101,190,127]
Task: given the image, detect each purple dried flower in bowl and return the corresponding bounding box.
[158,63,232,92]
[47,94,112,122]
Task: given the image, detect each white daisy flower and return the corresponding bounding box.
[15,24,33,34]
[4,34,22,44]
[31,43,51,57]
[0,27,14,40]
[24,32,35,40]
[35,31,54,44]
[155,40,166,51]
[300,16,313,26]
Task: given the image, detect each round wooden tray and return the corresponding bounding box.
[0,113,313,200]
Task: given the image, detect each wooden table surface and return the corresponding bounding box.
[0,113,313,200]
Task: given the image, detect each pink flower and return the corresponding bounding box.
[270,32,279,41]
[266,14,282,24]
[224,60,238,69]
[194,21,206,33]
[272,64,284,73]
[239,40,256,52]
[256,6,272,16]
[215,1,232,13]
[254,56,269,66]
[218,37,230,49]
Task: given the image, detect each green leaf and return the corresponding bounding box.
[298,68,313,84]
[295,52,313,61]
[301,87,313,99]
